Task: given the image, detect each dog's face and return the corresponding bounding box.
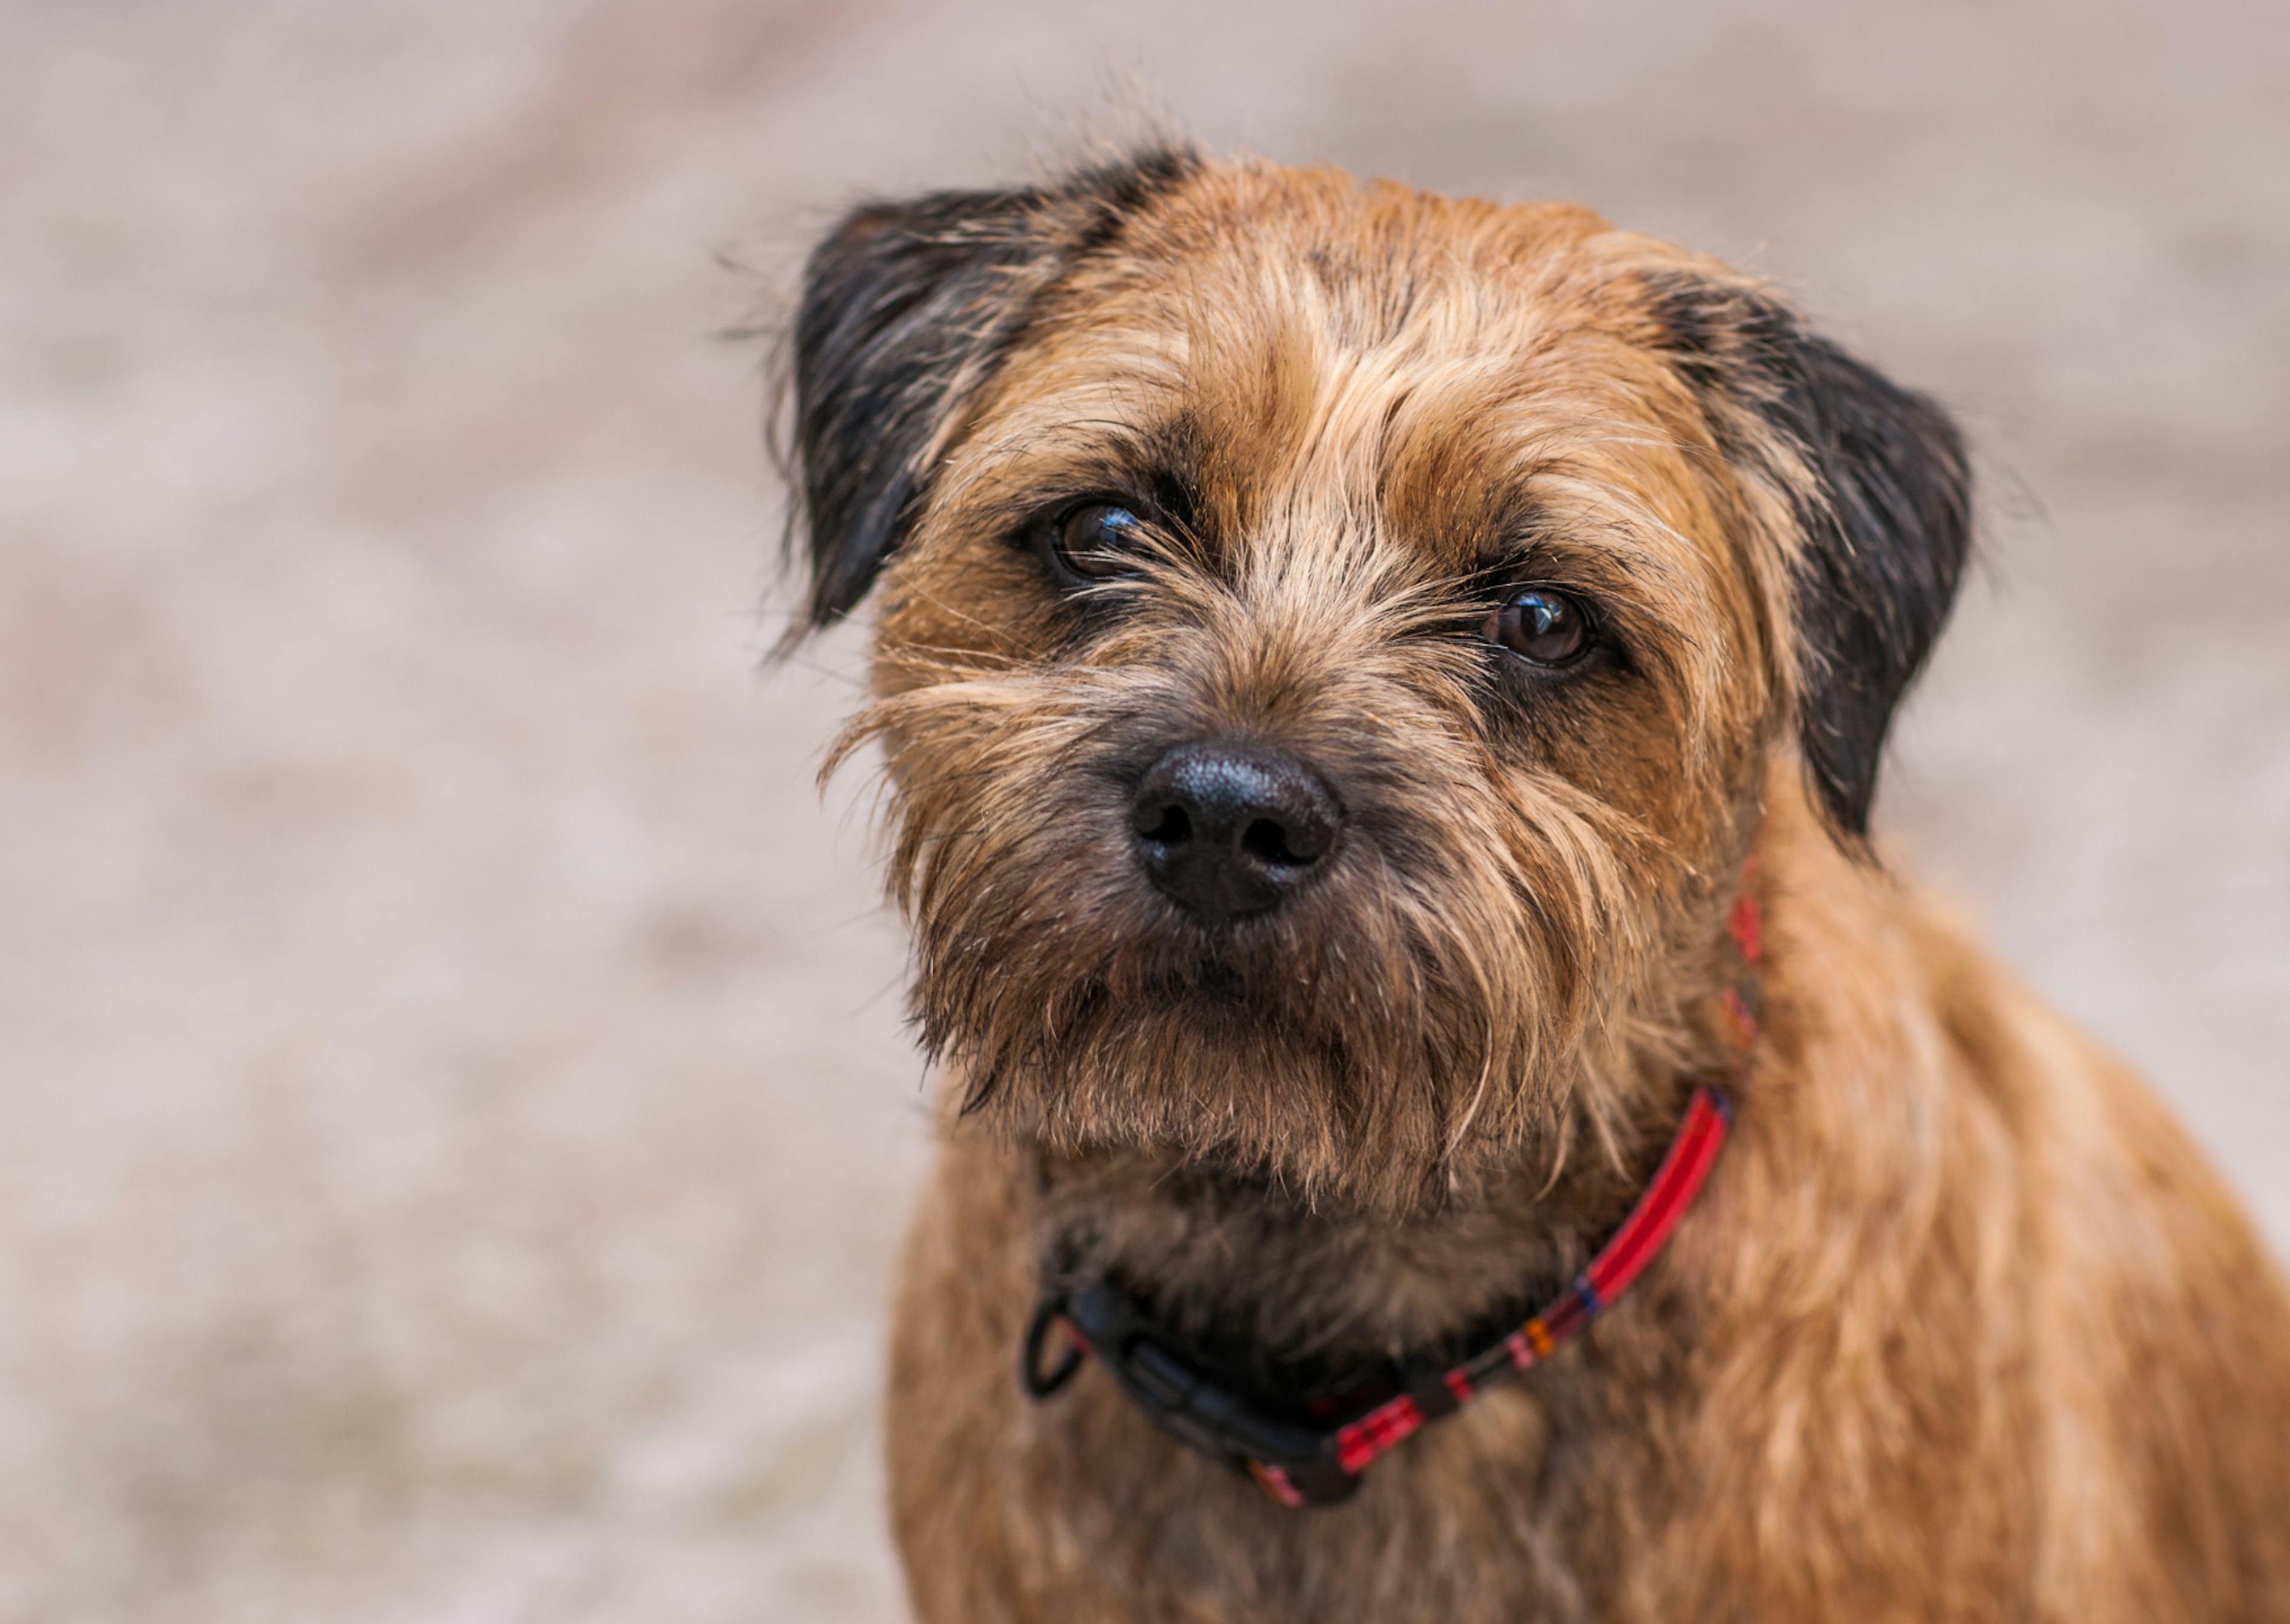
[787,151,1969,1213]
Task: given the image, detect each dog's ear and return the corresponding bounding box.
[1651,275,1973,839]
[784,147,1196,633]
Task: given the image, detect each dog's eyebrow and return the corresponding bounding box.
[1477,515,1706,638]
[1417,419,1704,581]
[938,411,1211,544]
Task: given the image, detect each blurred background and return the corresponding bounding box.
[4,1,2285,1618]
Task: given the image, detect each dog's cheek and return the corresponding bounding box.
[1480,671,1708,878]
[873,523,1020,637]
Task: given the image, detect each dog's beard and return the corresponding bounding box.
[918,871,1598,1216]
[936,903,1513,1210]
[836,665,1674,1215]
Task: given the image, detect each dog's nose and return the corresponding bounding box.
[1131,742,1341,923]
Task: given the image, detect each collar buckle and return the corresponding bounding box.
[1029,1280,1361,1504]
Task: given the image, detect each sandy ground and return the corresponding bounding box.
[3,2,2285,1618]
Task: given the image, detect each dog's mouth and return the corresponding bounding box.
[973,949,1336,1083]
[1138,959,1252,1009]
[1090,953,1330,1043]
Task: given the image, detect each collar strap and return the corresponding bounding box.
[1020,885,1762,1508]
[1023,1086,1734,1505]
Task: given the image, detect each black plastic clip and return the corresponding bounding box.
[1021,1276,1361,1505]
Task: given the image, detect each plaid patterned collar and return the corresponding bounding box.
[1020,885,1762,1508]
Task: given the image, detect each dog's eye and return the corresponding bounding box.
[1485,589,1592,667]
[1039,502,1146,584]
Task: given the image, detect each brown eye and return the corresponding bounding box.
[1486,589,1592,667]
[1042,502,1146,582]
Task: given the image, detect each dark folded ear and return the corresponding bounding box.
[782,146,1196,633]
[1651,275,1973,839]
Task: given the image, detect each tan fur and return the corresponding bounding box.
[794,155,2290,1620]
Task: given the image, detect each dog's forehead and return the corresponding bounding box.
[970,162,1719,575]
[1107,165,1615,327]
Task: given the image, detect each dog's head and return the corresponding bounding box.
[784,150,1969,1213]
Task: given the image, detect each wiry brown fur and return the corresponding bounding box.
[781,150,2290,1620]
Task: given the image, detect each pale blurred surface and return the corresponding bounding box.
[3,2,2285,1618]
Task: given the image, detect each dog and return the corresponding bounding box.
[776,145,2290,1621]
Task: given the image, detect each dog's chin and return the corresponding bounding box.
[995,966,1339,1102]
[936,960,1553,1214]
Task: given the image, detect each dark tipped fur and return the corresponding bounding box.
[1651,275,1973,836]
[787,146,1197,630]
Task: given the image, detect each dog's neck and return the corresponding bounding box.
[1026,1045,1737,1386]
[1021,1092,1697,1399]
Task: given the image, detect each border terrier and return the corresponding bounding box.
[778,145,2290,1620]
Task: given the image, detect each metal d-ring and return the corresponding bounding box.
[1020,1290,1085,1399]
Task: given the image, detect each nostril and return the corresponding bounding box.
[1129,741,1342,921]
[1240,816,1312,868]
[1138,802,1193,846]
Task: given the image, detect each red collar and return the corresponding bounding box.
[1022,887,1762,1508]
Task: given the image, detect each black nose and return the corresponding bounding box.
[1131,742,1341,923]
